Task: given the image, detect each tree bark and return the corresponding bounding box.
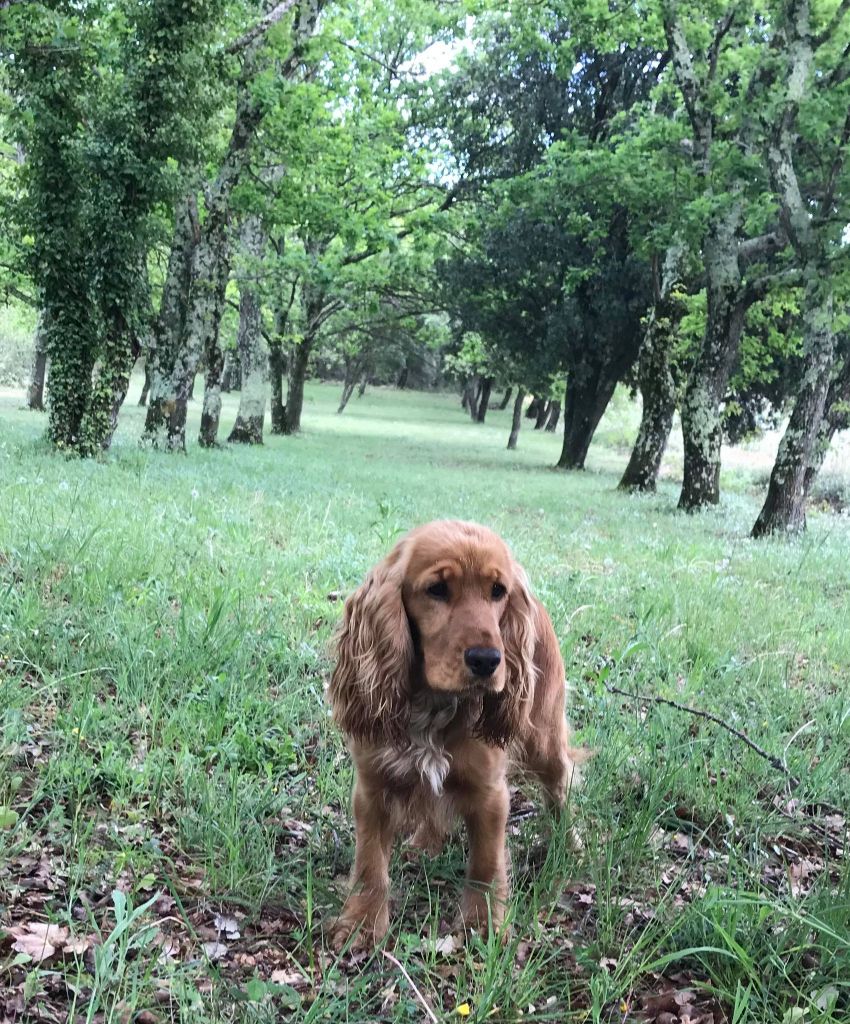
[221,349,239,392]
[544,400,561,432]
[464,376,480,420]
[475,376,493,422]
[138,358,151,406]
[534,399,550,429]
[228,215,268,444]
[357,372,369,398]
[678,205,747,510]
[804,353,850,495]
[620,243,685,492]
[26,314,48,411]
[82,309,140,451]
[498,386,513,410]
[525,396,541,420]
[282,283,323,435]
[752,0,837,536]
[557,371,618,470]
[752,289,834,536]
[507,389,526,449]
[142,193,198,445]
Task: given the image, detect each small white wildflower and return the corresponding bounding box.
[59,480,70,492]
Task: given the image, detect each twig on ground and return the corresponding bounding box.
[604,682,800,787]
[381,950,439,1023]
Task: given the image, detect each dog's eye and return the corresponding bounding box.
[426,581,449,600]
[491,582,507,600]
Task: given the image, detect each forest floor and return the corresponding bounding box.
[0,378,848,1024]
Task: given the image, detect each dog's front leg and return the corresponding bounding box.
[331,773,395,950]
[457,780,510,935]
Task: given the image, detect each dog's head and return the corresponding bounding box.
[328,520,538,747]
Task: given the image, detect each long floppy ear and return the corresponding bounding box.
[328,541,413,748]
[477,562,538,746]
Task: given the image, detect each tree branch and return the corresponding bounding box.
[605,683,800,786]
[814,0,850,48]
[737,229,786,265]
[708,5,739,83]
[225,0,299,55]
[2,283,37,308]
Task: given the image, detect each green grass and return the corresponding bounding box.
[0,379,848,1023]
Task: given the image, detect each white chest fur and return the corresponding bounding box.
[374,693,461,794]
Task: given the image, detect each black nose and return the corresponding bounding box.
[464,646,502,678]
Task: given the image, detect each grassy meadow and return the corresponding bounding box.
[0,377,848,1023]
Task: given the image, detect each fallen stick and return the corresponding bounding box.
[604,682,800,787]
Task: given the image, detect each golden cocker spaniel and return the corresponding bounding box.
[327,519,586,948]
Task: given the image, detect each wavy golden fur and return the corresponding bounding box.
[327,520,586,948]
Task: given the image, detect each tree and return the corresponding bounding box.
[5,0,225,454]
[228,213,268,443]
[752,0,850,536]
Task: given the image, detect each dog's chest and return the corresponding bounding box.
[375,695,462,794]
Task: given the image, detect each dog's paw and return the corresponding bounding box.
[328,904,389,952]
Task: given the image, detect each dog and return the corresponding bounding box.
[327,519,586,948]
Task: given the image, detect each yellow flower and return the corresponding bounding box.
[456,1004,471,1017]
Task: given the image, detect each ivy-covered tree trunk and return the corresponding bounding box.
[26,315,48,411]
[507,389,526,449]
[475,377,493,422]
[678,207,746,510]
[498,386,513,410]
[544,400,561,432]
[143,194,198,445]
[752,288,834,536]
[84,313,142,451]
[557,369,618,470]
[228,217,268,443]
[620,243,685,492]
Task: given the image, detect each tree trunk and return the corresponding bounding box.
[525,396,541,420]
[475,377,493,422]
[804,353,850,495]
[397,365,409,389]
[228,215,268,444]
[26,315,48,411]
[507,389,526,449]
[82,309,140,451]
[544,400,561,432]
[357,373,369,398]
[282,337,312,434]
[221,349,238,392]
[464,376,480,420]
[142,193,198,445]
[498,386,513,410]
[620,243,685,492]
[535,399,550,429]
[678,206,747,510]
[752,288,834,536]
[557,371,618,470]
[138,358,151,406]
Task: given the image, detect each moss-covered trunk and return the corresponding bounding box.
[228,216,267,444]
[620,244,685,493]
[678,208,746,511]
[143,194,198,446]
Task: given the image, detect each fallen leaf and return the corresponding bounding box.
[10,921,69,962]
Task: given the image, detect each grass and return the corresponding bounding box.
[0,377,848,1023]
